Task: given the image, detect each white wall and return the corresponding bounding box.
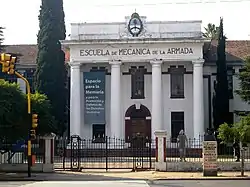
[76,62,250,139]
[70,18,202,40]
[79,62,198,139]
[204,65,250,125]
[230,68,250,114]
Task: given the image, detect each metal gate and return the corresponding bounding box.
[54,135,155,171]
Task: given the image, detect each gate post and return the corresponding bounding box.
[70,135,81,171]
[155,130,167,171]
[42,133,56,172]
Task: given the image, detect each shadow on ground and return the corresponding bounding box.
[0,171,139,181]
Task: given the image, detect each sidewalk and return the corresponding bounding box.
[59,170,250,180]
[0,171,250,181]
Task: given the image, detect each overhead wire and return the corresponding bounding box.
[84,0,250,7]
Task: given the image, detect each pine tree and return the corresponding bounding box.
[0,27,4,52]
[34,0,67,135]
[212,17,230,131]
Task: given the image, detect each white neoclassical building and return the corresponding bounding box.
[61,13,248,142]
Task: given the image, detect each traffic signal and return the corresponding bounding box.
[1,61,10,73]
[32,114,38,129]
[0,53,11,62]
[0,53,17,74]
[30,129,36,140]
[8,56,17,74]
[30,114,38,140]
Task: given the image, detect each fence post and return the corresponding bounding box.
[154,130,167,171]
[105,136,108,171]
[203,133,217,176]
[42,133,56,172]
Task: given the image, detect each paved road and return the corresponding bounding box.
[1,180,250,187]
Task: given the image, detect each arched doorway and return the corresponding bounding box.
[125,104,151,142]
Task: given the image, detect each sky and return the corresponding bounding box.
[0,0,250,45]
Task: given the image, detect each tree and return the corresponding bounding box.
[218,116,250,145]
[30,92,57,135]
[203,23,219,39]
[218,115,250,177]
[34,0,67,136]
[0,26,4,52]
[0,80,57,144]
[0,80,26,142]
[236,57,250,102]
[212,17,230,131]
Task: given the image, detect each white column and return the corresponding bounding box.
[192,59,205,141]
[151,60,163,137]
[109,61,122,138]
[70,62,81,137]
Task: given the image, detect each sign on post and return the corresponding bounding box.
[203,141,218,176]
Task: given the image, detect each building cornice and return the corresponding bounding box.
[61,38,208,46]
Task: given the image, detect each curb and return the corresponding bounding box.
[149,177,250,180]
[0,177,250,181]
[0,178,45,181]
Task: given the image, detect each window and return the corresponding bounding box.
[131,66,145,99]
[171,112,184,142]
[92,124,105,143]
[170,66,184,98]
[90,67,106,72]
[227,67,234,99]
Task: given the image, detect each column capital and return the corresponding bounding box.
[69,61,81,68]
[192,59,205,66]
[109,60,122,66]
[154,130,167,137]
[150,59,163,66]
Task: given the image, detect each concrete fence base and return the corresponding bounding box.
[0,163,54,173]
[165,162,250,172]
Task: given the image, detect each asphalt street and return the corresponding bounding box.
[0,180,250,187]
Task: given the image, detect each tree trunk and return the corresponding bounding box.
[240,141,245,177]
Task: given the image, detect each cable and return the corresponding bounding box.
[84,0,250,7]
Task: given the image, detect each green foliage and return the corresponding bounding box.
[30,92,57,135]
[34,0,67,136]
[202,23,220,39]
[0,80,57,143]
[212,17,230,131]
[218,115,250,144]
[217,123,235,144]
[0,80,26,142]
[235,57,250,103]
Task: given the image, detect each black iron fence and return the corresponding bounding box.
[54,135,156,170]
[165,138,250,162]
[1,135,249,169]
[54,136,250,170]
[0,137,44,164]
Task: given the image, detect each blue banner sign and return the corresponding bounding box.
[83,72,106,124]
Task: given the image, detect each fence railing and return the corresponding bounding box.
[53,136,250,164]
[0,137,45,164]
[1,136,249,166]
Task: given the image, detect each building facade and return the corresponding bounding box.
[2,13,250,142]
[61,12,249,142]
